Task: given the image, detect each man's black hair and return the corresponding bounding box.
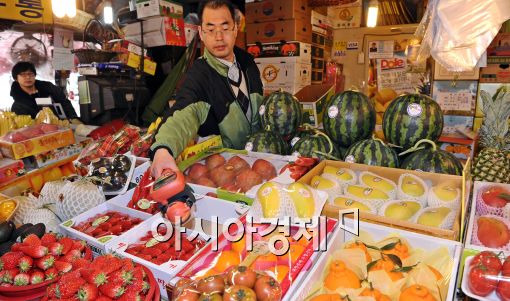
[198,0,236,25]
[12,61,36,79]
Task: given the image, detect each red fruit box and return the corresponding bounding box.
[107,214,211,300]
[0,158,24,184]
[58,201,151,257]
[177,148,295,205]
[0,125,75,160]
[168,215,337,300]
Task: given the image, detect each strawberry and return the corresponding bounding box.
[47,283,59,298]
[30,270,45,284]
[0,252,24,270]
[96,254,123,275]
[13,272,30,286]
[77,282,98,301]
[62,249,81,263]
[18,256,33,272]
[81,268,107,286]
[138,254,152,261]
[99,280,126,299]
[41,233,58,246]
[110,225,123,235]
[109,269,133,286]
[119,220,132,229]
[155,253,172,264]
[72,240,86,252]
[128,267,145,293]
[35,255,55,270]
[54,261,72,274]
[141,280,150,294]
[117,291,142,301]
[45,267,58,280]
[56,274,86,298]
[19,245,48,258]
[121,258,135,271]
[48,242,64,256]
[23,234,41,246]
[59,237,74,255]
[96,296,113,301]
[2,269,19,283]
[72,258,92,271]
[10,243,23,252]
[156,242,171,251]
[143,248,162,258]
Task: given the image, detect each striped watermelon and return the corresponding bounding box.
[344,138,399,168]
[400,140,463,175]
[245,127,288,155]
[323,91,376,147]
[291,130,340,160]
[383,94,443,150]
[260,90,302,138]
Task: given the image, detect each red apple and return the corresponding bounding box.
[227,156,250,173]
[205,154,226,170]
[252,159,277,181]
[236,169,263,193]
[187,163,208,180]
[210,164,236,187]
[482,186,510,208]
[478,217,510,248]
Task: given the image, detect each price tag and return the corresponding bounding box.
[436,91,472,112]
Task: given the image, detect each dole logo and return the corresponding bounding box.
[380,58,405,70]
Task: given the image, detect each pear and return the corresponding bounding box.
[287,182,315,218]
[361,173,395,193]
[431,184,459,202]
[322,166,354,182]
[346,185,389,200]
[333,197,371,212]
[417,207,451,227]
[384,201,421,221]
[256,182,282,218]
[400,175,425,197]
[310,175,336,190]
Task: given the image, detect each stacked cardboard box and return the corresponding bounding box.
[246,0,312,94]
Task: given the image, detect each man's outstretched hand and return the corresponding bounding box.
[151,148,179,178]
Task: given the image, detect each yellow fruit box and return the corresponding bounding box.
[0,129,75,160]
[298,160,471,241]
[175,135,223,164]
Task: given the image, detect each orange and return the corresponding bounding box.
[399,284,437,301]
[251,253,278,271]
[278,244,306,265]
[345,240,372,262]
[426,265,443,280]
[310,294,342,301]
[273,265,289,283]
[231,237,246,253]
[360,286,391,301]
[212,250,241,272]
[368,256,404,282]
[382,241,409,260]
[324,260,361,290]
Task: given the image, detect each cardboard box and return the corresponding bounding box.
[442,115,474,137]
[298,160,470,241]
[292,220,462,301]
[311,10,330,29]
[312,69,323,83]
[124,16,185,47]
[438,136,475,162]
[480,64,510,83]
[246,19,312,44]
[475,83,510,117]
[118,52,157,75]
[0,159,24,185]
[487,33,510,57]
[0,128,75,160]
[255,57,312,89]
[23,136,90,169]
[432,80,478,116]
[246,41,311,62]
[295,84,335,127]
[327,5,362,29]
[311,57,324,70]
[311,45,324,58]
[264,82,308,95]
[433,60,480,80]
[245,0,311,23]
[135,0,183,19]
[312,32,326,46]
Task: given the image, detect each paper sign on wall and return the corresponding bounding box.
[376,53,421,94]
[368,40,394,59]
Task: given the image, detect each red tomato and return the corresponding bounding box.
[470,251,503,273]
[223,285,256,301]
[254,276,282,301]
[226,266,257,288]
[468,265,499,297]
[503,256,510,277]
[294,157,316,167]
[497,279,510,301]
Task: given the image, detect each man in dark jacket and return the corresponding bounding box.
[10,61,79,120]
[150,0,263,177]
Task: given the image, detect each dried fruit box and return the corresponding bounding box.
[298,160,471,241]
[58,201,151,256]
[292,220,463,301]
[0,127,75,160]
[177,148,294,205]
[169,216,338,300]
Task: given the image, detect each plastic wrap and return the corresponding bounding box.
[462,252,510,301]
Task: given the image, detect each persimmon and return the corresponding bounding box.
[346,240,372,262]
[324,260,361,290]
[399,284,437,301]
[213,250,241,272]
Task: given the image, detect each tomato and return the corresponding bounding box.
[254,275,282,301]
[470,251,502,273]
[468,265,499,297]
[223,285,257,301]
[197,275,225,294]
[174,278,195,295]
[294,157,316,167]
[175,289,200,301]
[503,256,510,277]
[226,266,257,288]
[289,165,308,174]
[497,279,510,301]
[198,293,223,301]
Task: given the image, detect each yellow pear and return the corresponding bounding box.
[333,197,371,212]
[401,176,425,197]
[417,207,451,227]
[322,166,354,182]
[431,184,459,202]
[384,201,421,221]
[287,182,315,218]
[347,185,389,200]
[257,182,282,218]
[310,175,336,190]
[361,174,395,193]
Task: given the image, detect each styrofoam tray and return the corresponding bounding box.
[461,256,498,301]
[87,155,137,196]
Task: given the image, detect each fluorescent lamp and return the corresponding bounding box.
[52,0,66,18]
[104,0,113,24]
[66,0,76,18]
[367,0,378,28]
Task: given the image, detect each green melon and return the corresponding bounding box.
[260,90,302,138]
[323,91,376,147]
[290,130,340,160]
[400,139,463,175]
[344,138,399,168]
[382,94,443,150]
[245,127,288,155]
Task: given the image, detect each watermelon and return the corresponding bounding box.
[291,130,340,160]
[245,127,288,155]
[400,139,463,175]
[382,94,443,150]
[344,138,399,168]
[323,91,376,147]
[260,90,302,138]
